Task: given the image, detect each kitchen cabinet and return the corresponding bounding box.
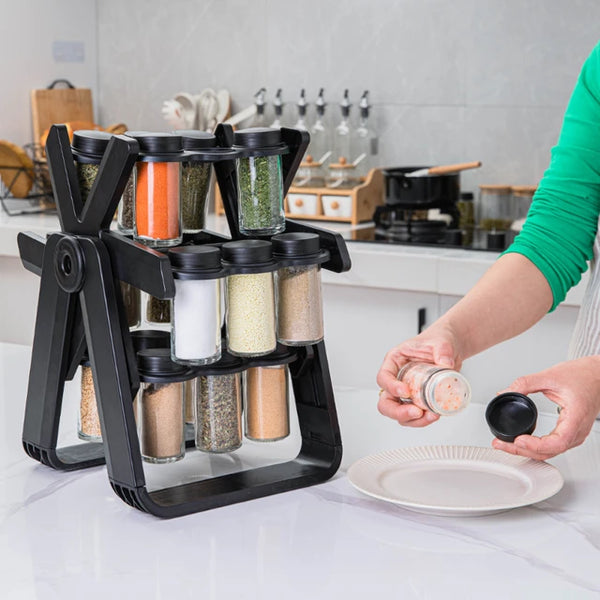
[322,283,439,390]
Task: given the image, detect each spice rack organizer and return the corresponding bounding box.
[17,123,351,517]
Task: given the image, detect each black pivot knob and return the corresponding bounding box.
[53,235,85,293]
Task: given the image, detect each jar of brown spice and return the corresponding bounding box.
[136,348,196,463]
[271,232,329,346]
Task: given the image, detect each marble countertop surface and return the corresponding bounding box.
[2,342,600,599]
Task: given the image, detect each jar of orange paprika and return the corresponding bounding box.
[128,132,185,248]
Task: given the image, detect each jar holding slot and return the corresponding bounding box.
[397,361,471,416]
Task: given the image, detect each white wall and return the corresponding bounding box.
[0,0,98,147]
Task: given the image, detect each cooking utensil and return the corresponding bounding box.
[383,166,460,208]
[405,161,482,177]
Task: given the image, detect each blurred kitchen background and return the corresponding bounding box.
[2,0,600,195]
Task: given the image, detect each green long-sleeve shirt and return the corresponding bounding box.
[503,41,600,310]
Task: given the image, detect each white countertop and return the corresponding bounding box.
[2,342,600,599]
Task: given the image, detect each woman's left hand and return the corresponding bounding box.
[492,356,600,459]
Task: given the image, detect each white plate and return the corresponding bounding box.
[347,445,564,517]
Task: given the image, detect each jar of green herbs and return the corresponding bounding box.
[71,130,113,204]
[233,127,288,235]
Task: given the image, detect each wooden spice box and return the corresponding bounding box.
[214,167,384,225]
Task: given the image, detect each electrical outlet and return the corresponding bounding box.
[52,41,85,63]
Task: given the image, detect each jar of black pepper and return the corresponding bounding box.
[120,281,141,329]
[222,239,278,357]
[194,351,245,453]
[233,127,288,235]
[136,348,196,463]
[143,293,171,329]
[271,232,329,346]
[127,132,185,248]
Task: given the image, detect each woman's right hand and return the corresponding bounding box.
[376,323,464,427]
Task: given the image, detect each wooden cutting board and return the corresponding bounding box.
[31,82,94,146]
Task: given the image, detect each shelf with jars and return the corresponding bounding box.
[16,123,350,518]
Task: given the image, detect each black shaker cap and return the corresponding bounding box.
[233,127,288,158]
[168,245,226,279]
[137,348,196,383]
[193,350,246,376]
[485,392,538,443]
[221,239,278,273]
[71,130,113,162]
[271,232,329,266]
[125,131,184,159]
[177,130,217,150]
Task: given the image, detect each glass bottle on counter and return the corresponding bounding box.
[270,88,284,128]
[309,88,331,170]
[332,89,352,166]
[222,239,278,357]
[128,132,184,248]
[136,348,195,463]
[271,232,328,346]
[397,361,471,416]
[233,127,288,235]
[195,351,245,453]
[250,87,267,128]
[294,89,309,131]
[353,90,378,182]
[168,245,224,366]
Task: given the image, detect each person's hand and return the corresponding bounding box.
[376,323,464,427]
[492,356,600,459]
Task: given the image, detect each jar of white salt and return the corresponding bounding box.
[271,232,329,346]
[222,239,278,357]
[168,245,225,366]
[396,361,471,416]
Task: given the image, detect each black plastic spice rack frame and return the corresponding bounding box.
[17,123,351,518]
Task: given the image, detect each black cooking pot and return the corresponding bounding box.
[383,166,460,208]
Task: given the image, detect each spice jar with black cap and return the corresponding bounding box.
[71,130,114,203]
[78,357,102,442]
[271,232,328,346]
[233,127,288,235]
[127,131,185,248]
[168,245,225,366]
[222,239,278,357]
[244,345,296,442]
[136,347,195,463]
[195,351,245,453]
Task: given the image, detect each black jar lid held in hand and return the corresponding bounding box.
[271,232,330,266]
[168,245,226,279]
[233,127,288,157]
[221,239,278,273]
[485,392,538,443]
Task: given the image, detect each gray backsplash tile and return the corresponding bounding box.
[96,0,600,187]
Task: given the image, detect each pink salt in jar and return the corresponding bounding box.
[397,361,471,416]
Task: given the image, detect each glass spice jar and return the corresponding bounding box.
[326,156,359,189]
[397,361,471,416]
[244,363,290,442]
[136,348,195,463]
[233,127,288,235]
[222,239,278,357]
[184,377,196,424]
[71,130,113,203]
[271,232,328,346]
[78,359,102,442]
[120,281,141,329]
[128,132,184,248]
[292,155,326,188]
[477,185,513,232]
[168,245,225,366]
[194,351,245,453]
[143,293,171,328]
[511,185,537,222]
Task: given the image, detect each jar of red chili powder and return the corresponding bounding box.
[128,132,185,248]
[397,361,471,416]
